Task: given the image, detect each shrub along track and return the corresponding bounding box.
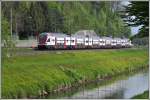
[2,48,149,98]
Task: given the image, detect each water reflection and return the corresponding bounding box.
[68,71,148,99]
[46,70,148,99]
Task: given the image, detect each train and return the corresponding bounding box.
[37,30,133,49]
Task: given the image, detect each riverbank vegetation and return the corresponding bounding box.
[131,90,149,99]
[2,48,148,98]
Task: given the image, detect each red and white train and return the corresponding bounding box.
[37,30,133,49]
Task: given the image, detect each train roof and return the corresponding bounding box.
[91,36,100,39]
[113,38,122,40]
[40,32,68,38]
[39,32,130,41]
[101,37,113,40]
[122,38,129,40]
[50,33,68,38]
[72,34,86,38]
[113,37,129,41]
[74,30,98,37]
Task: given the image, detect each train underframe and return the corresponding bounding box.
[38,44,131,50]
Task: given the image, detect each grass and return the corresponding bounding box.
[2,48,149,98]
[131,90,149,99]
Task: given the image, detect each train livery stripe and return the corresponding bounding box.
[37,32,133,49]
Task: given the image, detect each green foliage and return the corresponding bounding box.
[131,90,149,99]
[121,1,149,37]
[2,12,16,58]
[1,14,10,40]
[2,49,148,98]
[30,2,46,33]
[131,37,149,47]
[2,1,131,39]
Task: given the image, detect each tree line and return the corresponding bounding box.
[121,1,149,38]
[2,1,131,40]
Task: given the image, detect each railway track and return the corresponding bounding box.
[4,47,136,57]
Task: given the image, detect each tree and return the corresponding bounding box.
[2,14,10,42]
[2,12,15,58]
[2,1,131,39]
[121,1,149,37]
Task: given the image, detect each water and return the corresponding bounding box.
[46,70,149,99]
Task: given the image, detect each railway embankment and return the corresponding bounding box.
[2,48,149,98]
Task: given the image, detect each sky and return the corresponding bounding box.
[131,26,142,36]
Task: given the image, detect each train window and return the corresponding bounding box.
[112,40,115,43]
[72,40,74,42]
[47,38,50,42]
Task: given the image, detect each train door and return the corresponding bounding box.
[77,38,84,48]
[106,40,109,45]
[111,39,116,46]
[102,39,106,46]
[71,37,76,46]
[122,40,125,47]
[56,37,64,48]
[65,37,71,46]
[99,39,103,46]
[89,38,92,46]
[50,36,55,45]
[85,38,89,46]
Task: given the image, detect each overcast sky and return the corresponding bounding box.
[131,26,142,35]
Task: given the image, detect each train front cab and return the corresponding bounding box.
[38,33,48,49]
[45,36,56,49]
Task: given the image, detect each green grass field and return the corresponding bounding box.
[2,48,149,98]
[132,90,149,99]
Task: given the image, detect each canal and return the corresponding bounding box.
[46,69,149,99]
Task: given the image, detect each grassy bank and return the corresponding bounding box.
[131,90,149,99]
[2,48,149,98]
